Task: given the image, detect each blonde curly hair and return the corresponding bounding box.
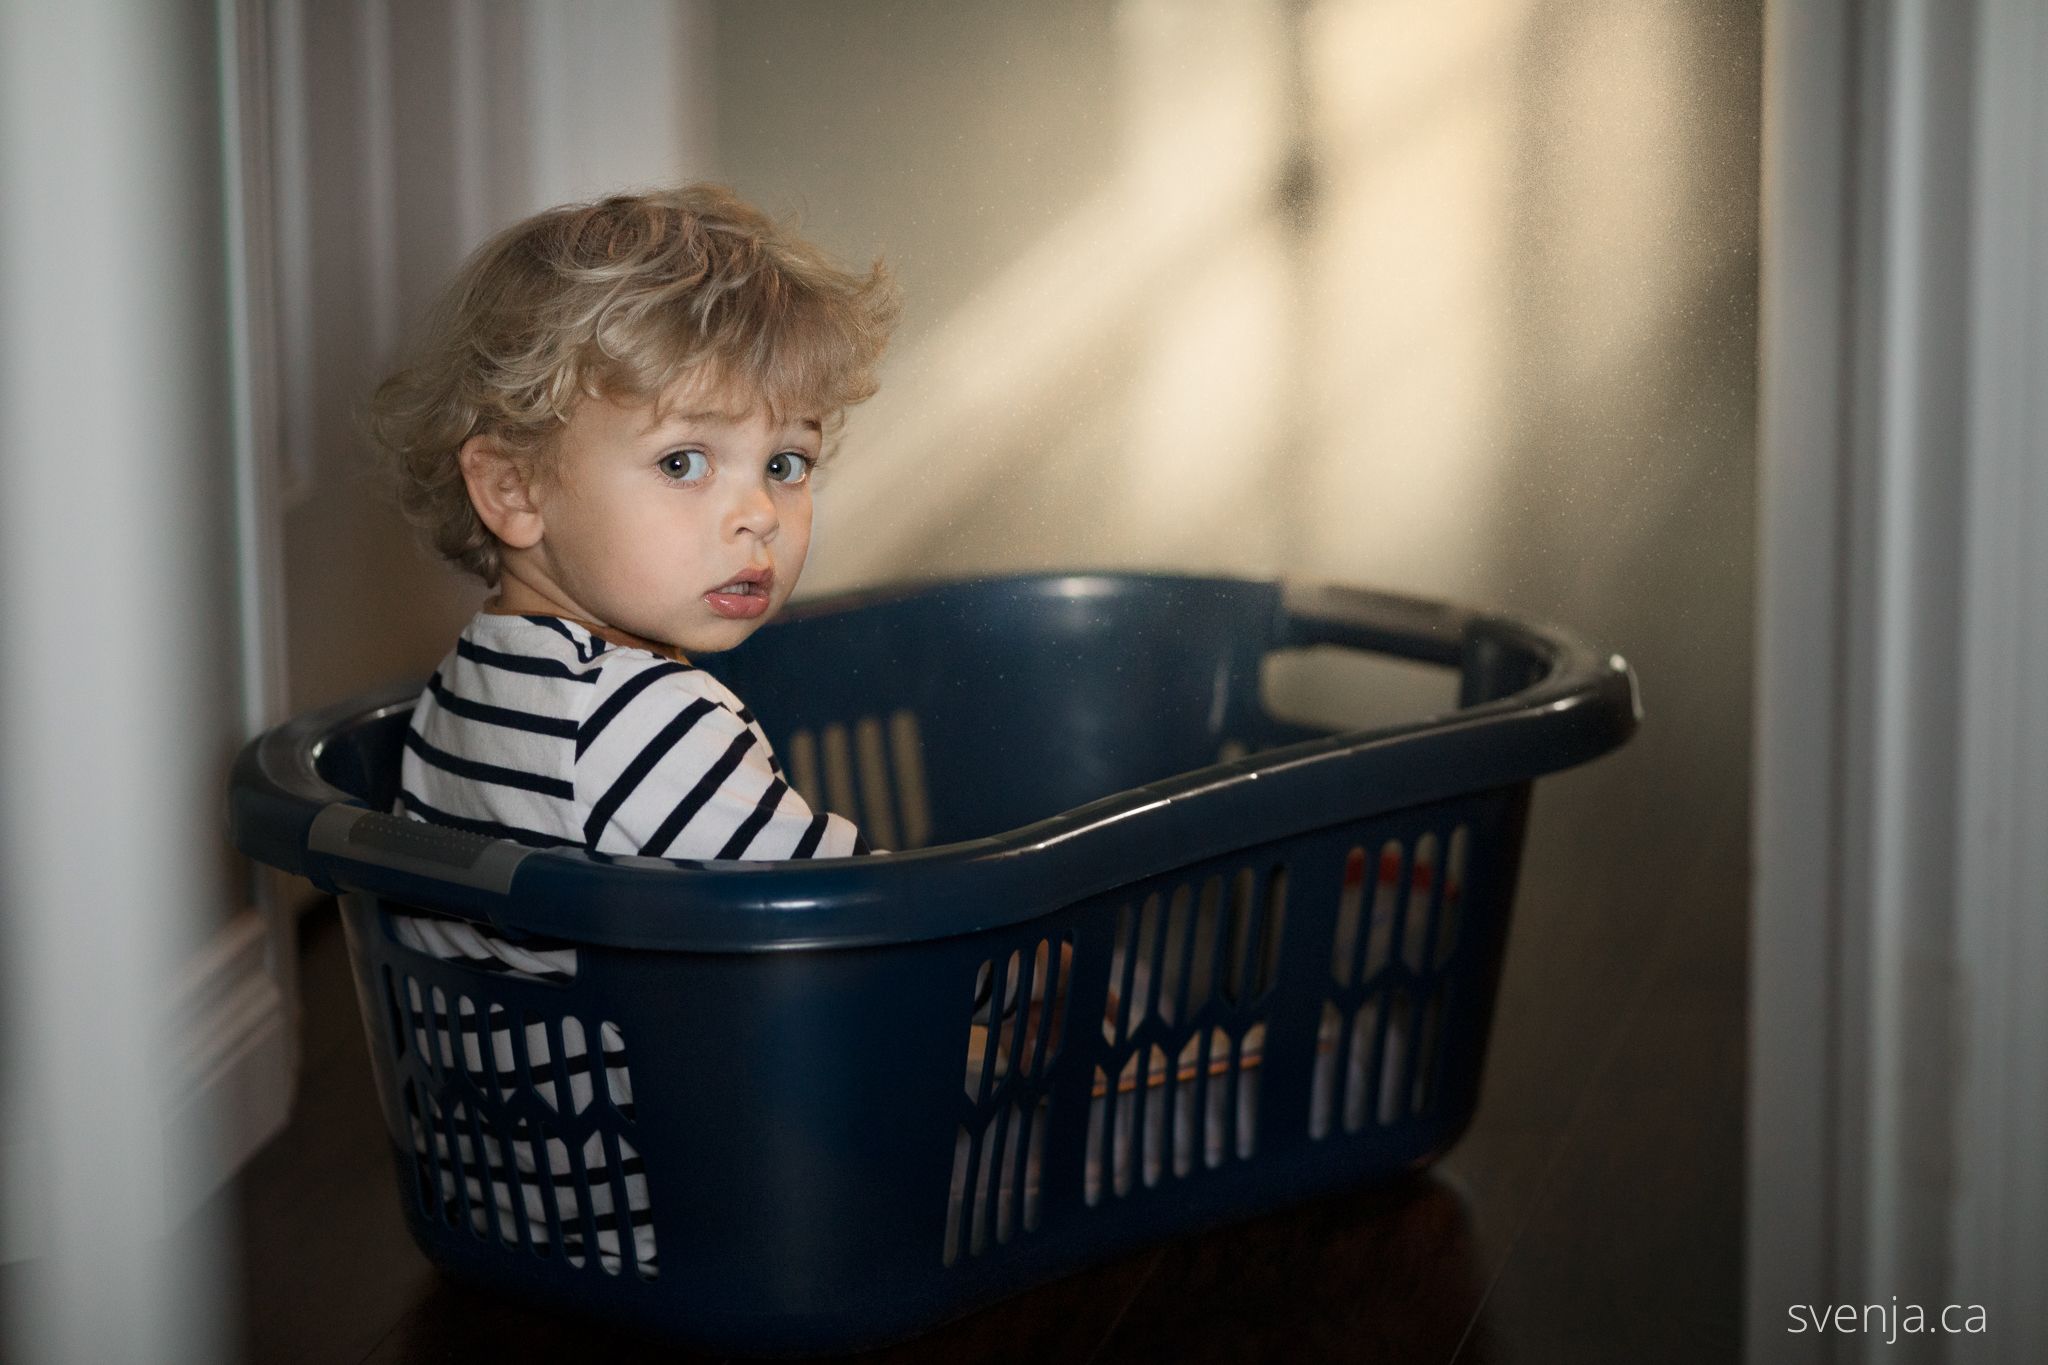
[366,183,898,584]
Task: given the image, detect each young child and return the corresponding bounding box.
[371,183,896,866]
[364,184,897,1273]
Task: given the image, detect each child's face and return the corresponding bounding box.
[509,377,821,654]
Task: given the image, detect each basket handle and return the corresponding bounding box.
[1277,581,1473,667]
[288,804,534,934]
[308,805,532,892]
[1279,577,1639,716]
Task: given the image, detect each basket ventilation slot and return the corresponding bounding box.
[961,935,1073,1104]
[946,934,1067,1265]
[386,971,658,1280]
[1084,864,1287,1206]
[1101,869,1287,1049]
[1084,1023,1267,1205]
[1310,826,1468,1139]
[944,1097,1050,1266]
[785,708,932,849]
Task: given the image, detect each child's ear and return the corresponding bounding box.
[459,435,545,550]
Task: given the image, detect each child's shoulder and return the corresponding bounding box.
[457,612,743,710]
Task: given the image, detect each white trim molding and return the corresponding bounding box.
[2,912,291,1265]
[163,910,298,1227]
[1751,0,2048,1360]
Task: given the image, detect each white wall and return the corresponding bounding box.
[0,0,244,1356]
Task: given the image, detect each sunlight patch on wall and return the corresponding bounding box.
[1530,1,1697,394]
[1302,14,1518,599]
[1306,0,1537,147]
[801,0,1717,602]
[1116,0,1288,208]
[1123,217,1291,565]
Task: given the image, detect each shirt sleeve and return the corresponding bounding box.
[574,657,868,860]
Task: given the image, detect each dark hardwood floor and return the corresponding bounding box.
[217,774,1746,1365]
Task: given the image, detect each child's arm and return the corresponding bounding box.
[575,658,867,860]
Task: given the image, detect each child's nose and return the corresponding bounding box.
[728,476,779,540]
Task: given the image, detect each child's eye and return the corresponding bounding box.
[767,451,813,485]
[657,449,710,482]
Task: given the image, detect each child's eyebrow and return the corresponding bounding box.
[661,408,823,437]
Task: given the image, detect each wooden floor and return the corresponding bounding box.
[217,769,1746,1365]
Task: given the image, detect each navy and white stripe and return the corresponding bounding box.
[395,612,866,863]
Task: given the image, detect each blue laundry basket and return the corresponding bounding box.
[229,572,1637,1355]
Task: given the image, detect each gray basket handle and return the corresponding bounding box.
[308,804,534,896]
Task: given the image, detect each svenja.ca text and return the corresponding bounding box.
[1788,1301,1987,1346]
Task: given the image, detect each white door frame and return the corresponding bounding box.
[1750,0,2048,1359]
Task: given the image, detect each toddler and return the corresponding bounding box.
[364,184,897,1273]
[372,183,896,867]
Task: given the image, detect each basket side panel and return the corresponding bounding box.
[330,781,1533,1354]
[1002,787,1532,1263]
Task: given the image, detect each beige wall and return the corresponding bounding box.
[712,0,1759,874]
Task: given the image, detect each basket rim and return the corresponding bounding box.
[230,570,1638,952]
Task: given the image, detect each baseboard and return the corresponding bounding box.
[2,907,296,1263]
[165,906,299,1218]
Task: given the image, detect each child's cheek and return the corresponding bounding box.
[785,495,815,560]
[781,532,811,590]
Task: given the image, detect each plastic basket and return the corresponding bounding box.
[229,572,1637,1355]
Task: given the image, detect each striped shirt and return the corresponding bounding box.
[396,610,868,861]
[391,609,871,980]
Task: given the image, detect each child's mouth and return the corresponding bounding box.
[705,574,773,620]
